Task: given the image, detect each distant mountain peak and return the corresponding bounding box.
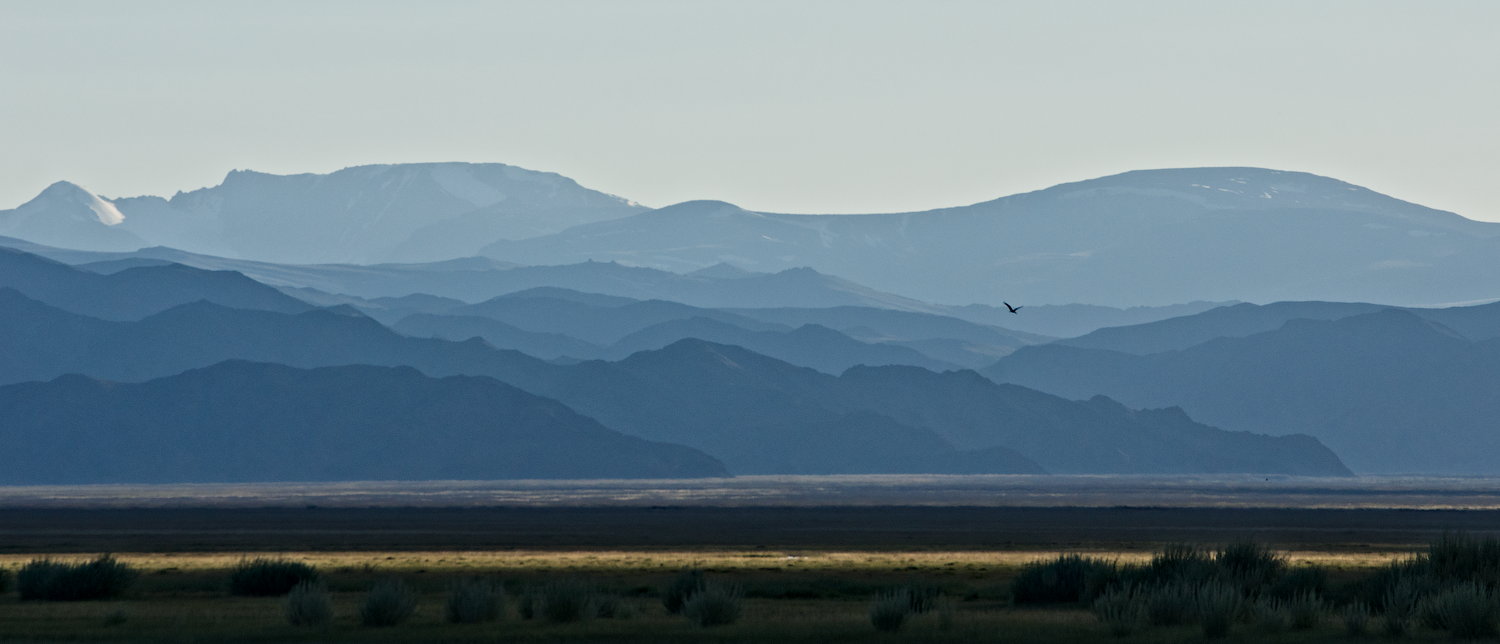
[688,262,756,279]
[21,181,126,226]
[650,200,748,217]
[1030,166,1435,216]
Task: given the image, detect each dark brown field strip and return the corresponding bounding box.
[3,506,1500,554]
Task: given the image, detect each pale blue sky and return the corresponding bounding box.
[3,0,1498,220]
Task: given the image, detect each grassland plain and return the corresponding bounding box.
[0,548,1432,642]
[4,476,1500,641]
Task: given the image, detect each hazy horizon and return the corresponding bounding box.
[4,0,1498,220]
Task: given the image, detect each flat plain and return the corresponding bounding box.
[4,475,1500,641]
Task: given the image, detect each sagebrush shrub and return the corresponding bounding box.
[1430,582,1498,639]
[1010,554,1118,605]
[540,580,596,623]
[1269,565,1326,599]
[445,578,504,624]
[1341,602,1370,637]
[360,578,417,627]
[594,593,633,619]
[904,583,940,613]
[663,569,706,614]
[1147,543,1216,585]
[1195,581,1242,640]
[1251,598,1288,634]
[1144,581,1198,626]
[285,580,333,627]
[1428,533,1500,585]
[17,555,136,601]
[682,583,742,627]
[229,558,320,597]
[869,589,912,632]
[1214,542,1284,591]
[1092,586,1145,637]
[1285,590,1323,630]
[1381,575,1420,636]
[516,590,538,620]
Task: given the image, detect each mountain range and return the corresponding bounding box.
[0,163,643,263]
[986,302,1500,474]
[6,164,1500,307]
[5,160,1492,480]
[0,259,1349,478]
[0,361,726,483]
[478,168,1500,307]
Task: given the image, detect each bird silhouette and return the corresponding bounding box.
[1003,301,1022,314]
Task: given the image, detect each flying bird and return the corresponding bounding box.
[1003,301,1022,314]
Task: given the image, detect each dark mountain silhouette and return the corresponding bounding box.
[401,291,1021,371]
[394,313,604,361]
[451,293,786,345]
[1053,299,1500,355]
[396,310,958,373]
[829,366,1348,476]
[0,361,726,483]
[723,305,1045,368]
[585,340,1349,476]
[0,247,309,320]
[942,300,1232,338]
[0,293,1343,476]
[0,294,1028,474]
[0,238,946,313]
[576,340,1042,474]
[1058,301,1388,354]
[601,319,959,373]
[986,309,1500,473]
[1409,301,1500,342]
[480,168,1500,307]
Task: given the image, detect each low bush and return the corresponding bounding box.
[285,580,333,627]
[1428,533,1500,585]
[663,569,706,614]
[360,578,417,627]
[1341,602,1370,637]
[229,558,320,597]
[1092,586,1144,637]
[1250,598,1288,634]
[1358,557,1428,609]
[1195,581,1242,640]
[1143,581,1198,627]
[594,593,631,619]
[936,598,955,631]
[1285,590,1323,630]
[1268,565,1326,599]
[516,590,538,620]
[445,578,504,624]
[904,582,941,613]
[17,555,137,601]
[540,580,597,623]
[682,583,742,627]
[1214,542,1284,592]
[0,566,10,594]
[869,589,912,633]
[1146,543,1217,585]
[1430,582,1498,639]
[1010,554,1117,605]
[1381,575,1421,636]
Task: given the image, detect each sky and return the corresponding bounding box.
[3,0,1498,220]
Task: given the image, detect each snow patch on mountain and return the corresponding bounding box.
[428,164,507,206]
